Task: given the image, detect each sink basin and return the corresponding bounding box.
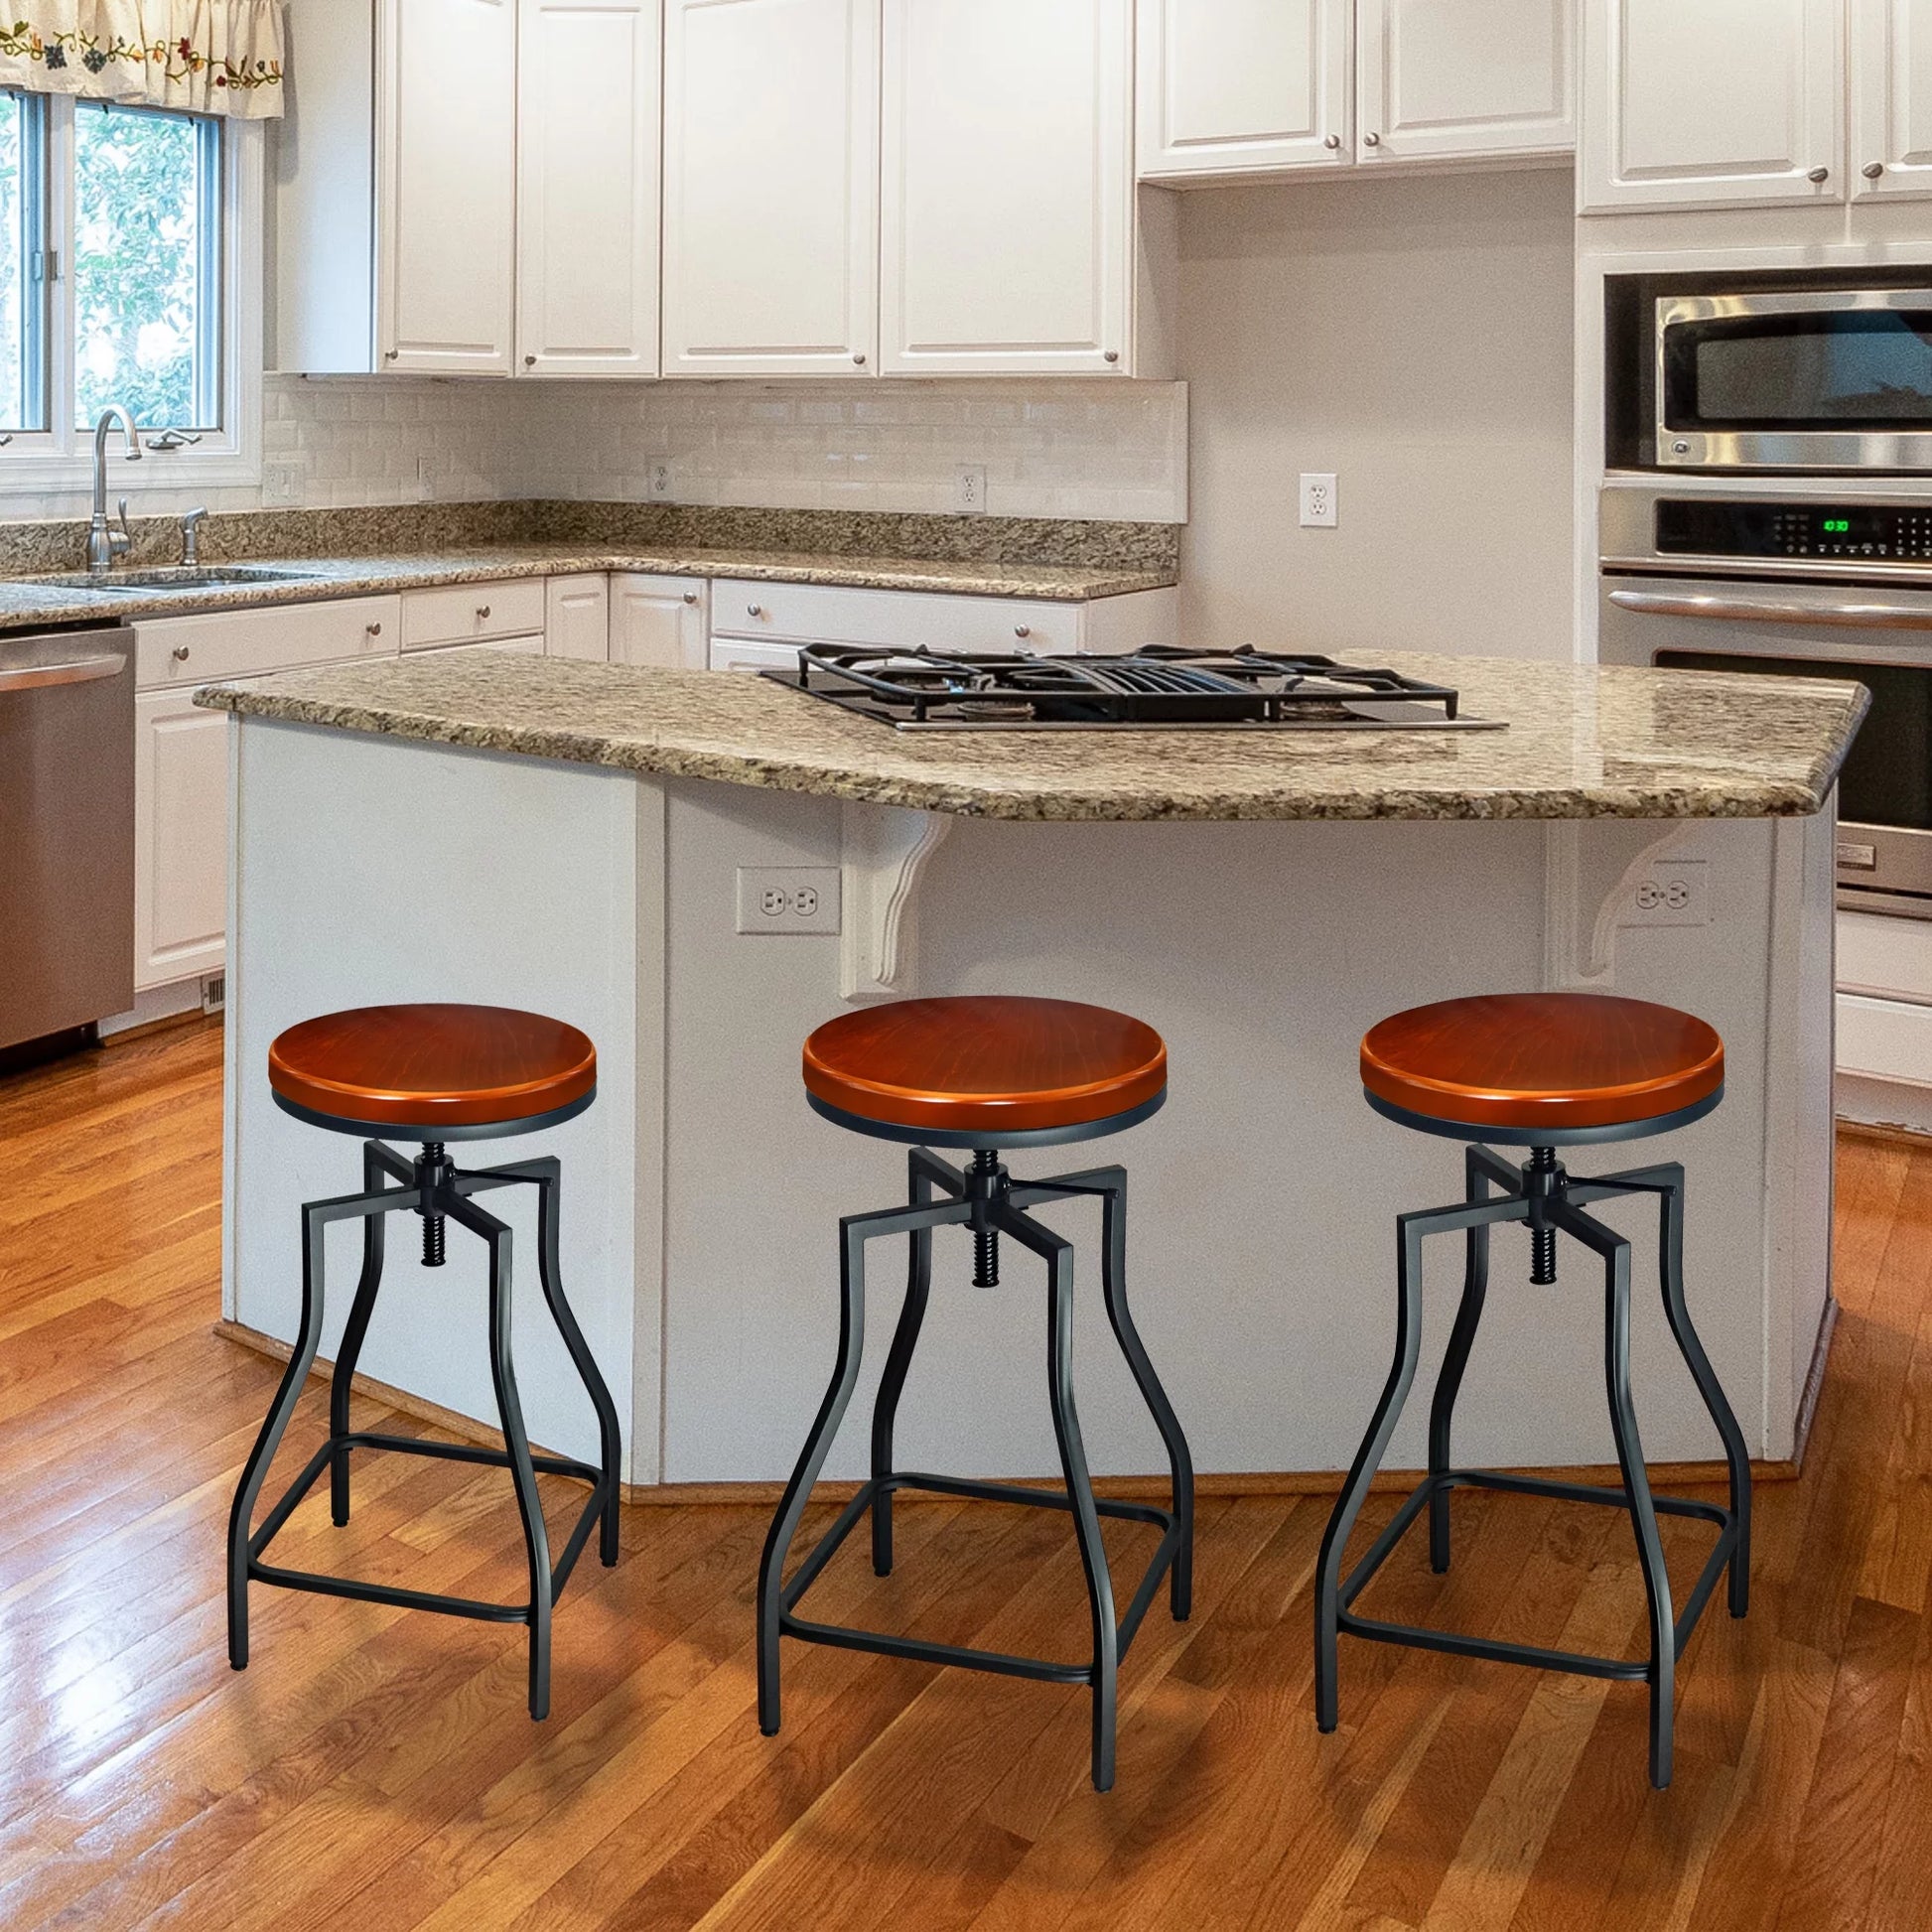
[13,564,332,594]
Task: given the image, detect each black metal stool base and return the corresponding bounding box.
[778,1470,1184,1685]
[1314,1139,1752,1792]
[226,1138,623,1723]
[759,1147,1195,1794]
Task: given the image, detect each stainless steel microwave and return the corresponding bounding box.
[1607,273,1932,476]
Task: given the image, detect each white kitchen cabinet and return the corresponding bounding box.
[401,579,549,650]
[516,0,662,375]
[1136,0,1352,177]
[882,0,1136,374]
[379,0,519,372]
[546,574,614,661]
[1357,0,1574,164]
[134,691,229,993]
[661,0,880,377]
[1853,0,1932,199]
[612,574,710,668]
[1581,0,1843,210]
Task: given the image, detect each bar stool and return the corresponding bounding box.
[759,995,1195,1792]
[1314,992,1751,1789]
[227,1003,622,1721]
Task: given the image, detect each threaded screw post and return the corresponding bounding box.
[421,1141,448,1268]
[1528,1146,1559,1286]
[970,1149,1001,1288]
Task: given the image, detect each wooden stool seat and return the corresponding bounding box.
[802,995,1167,1144]
[268,1003,597,1137]
[1360,992,1724,1140]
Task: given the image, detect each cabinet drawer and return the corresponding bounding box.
[710,579,1082,655]
[134,596,400,691]
[402,579,547,649]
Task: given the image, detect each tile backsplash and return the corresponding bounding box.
[0,374,1186,526]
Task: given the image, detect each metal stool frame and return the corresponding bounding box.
[759,1145,1195,1793]
[226,1139,623,1722]
[1314,1137,1751,1791]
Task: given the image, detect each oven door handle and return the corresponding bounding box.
[1607,589,1932,631]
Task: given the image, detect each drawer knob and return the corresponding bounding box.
[748,603,763,618]
[682,591,698,605]
[477,604,491,621]
[1014,624,1031,638]
[171,644,191,662]
[366,622,382,637]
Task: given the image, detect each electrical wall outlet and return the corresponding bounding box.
[1299,473,1338,528]
[1619,859,1711,928]
[954,465,988,514]
[736,867,841,935]
[261,460,299,506]
[646,459,675,501]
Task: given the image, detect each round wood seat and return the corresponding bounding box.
[268,1004,597,1139]
[1360,993,1724,1144]
[803,995,1167,1146]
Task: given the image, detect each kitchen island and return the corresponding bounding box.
[201,651,1864,1491]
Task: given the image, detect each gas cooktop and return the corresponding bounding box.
[763,643,1505,733]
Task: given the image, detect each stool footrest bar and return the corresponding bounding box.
[776,1472,1181,1681]
[1337,1466,1740,1681]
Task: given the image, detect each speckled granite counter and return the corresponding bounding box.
[199,647,1866,821]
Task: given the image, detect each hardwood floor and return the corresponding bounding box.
[0,1018,1926,1929]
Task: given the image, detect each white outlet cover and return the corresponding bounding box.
[735,866,841,935]
[646,460,675,501]
[1299,473,1338,528]
[261,460,299,506]
[1619,859,1711,928]
[955,465,989,515]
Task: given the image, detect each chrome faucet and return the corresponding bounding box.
[86,406,142,574]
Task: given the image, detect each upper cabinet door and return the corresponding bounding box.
[1357,0,1575,164]
[1854,0,1932,199]
[516,0,663,375]
[662,0,880,377]
[882,0,1133,375]
[378,0,519,372]
[1581,0,1843,210]
[1136,0,1352,178]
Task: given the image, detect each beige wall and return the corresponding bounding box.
[1174,166,1578,661]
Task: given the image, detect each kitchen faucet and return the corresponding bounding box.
[86,406,142,573]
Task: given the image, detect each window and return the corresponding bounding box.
[72,104,221,435]
[0,90,258,483]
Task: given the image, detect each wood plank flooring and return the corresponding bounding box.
[1,1018,1926,1928]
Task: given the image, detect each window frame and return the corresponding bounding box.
[0,94,261,490]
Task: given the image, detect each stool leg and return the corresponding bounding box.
[1090,1168,1194,1620]
[1651,1167,1751,1617]
[1317,1213,1431,1732]
[871,1154,940,1577]
[227,1196,332,1671]
[523,1159,624,1569]
[1001,1205,1119,1792]
[328,1144,401,1527]
[1557,1201,1675,1789]
[760,1215,871,1737]
[1428,1148,1497,1575]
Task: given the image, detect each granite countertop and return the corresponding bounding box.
[197,649,1869,822]
[0,544,1172,630]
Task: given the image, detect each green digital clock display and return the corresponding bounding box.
[1822,518,1852,533]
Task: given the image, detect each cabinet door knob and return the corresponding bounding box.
[171,644,191,662]
[366,622,382,637]
[747,603,763,618]
[1808,165,1831,183]
[853,351,868,365]
[682,591,698,605]
[1103,349,1120,363]
[1323,134,1340,150]
[524,354,537,367]
[1864,161,1886,179]
[1363,131,1381,147]
[477,604,491,620]
[384,348,399,361]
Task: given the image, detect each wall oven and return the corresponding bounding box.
[1606,269,1932,477]
[1600,486,1929,914]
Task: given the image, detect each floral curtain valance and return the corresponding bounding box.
[0,3,285,118]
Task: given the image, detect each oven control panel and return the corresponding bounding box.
[1657,498,1932,562]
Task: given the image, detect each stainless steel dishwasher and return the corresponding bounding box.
[0,627,134,1051]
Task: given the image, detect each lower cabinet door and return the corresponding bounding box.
[134,689,229,992]
[545,573,612,660]
[612,573,709,667]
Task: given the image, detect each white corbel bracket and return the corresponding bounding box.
[1543,819,1700,992]
[840,802,954,1004]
